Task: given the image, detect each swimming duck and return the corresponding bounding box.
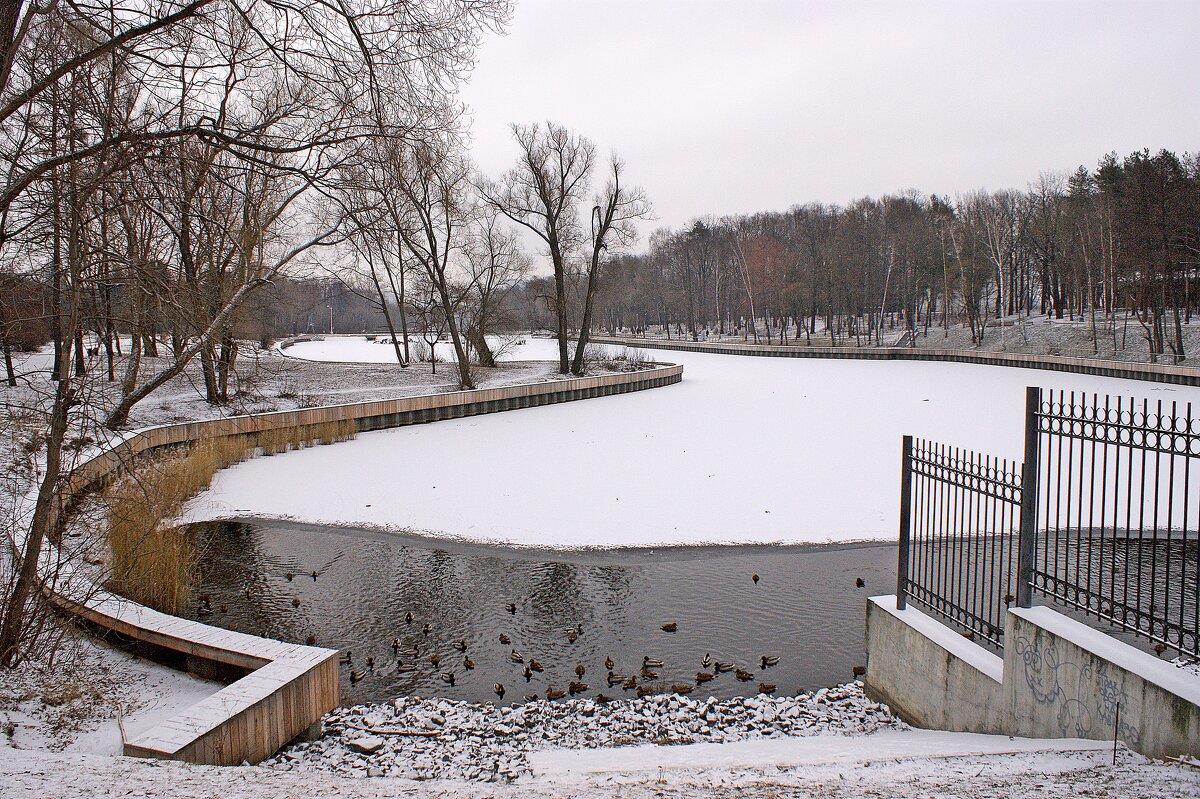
[421,623,432,636]
[405,611,414,625]
[607,673,628,686]
[752,574,760,584]
[510,649,524,664]
[441,673,455,686]
[714,661,733,673]
[636,684,657,698]
[701,653,712,669]
[305,634,317,646]
[852,665,866,678]
[452,640,467,652]
[595,693,611,704]
[604,656,615,671]
[494,682,505,699]
[197,605,213,617]
[396,663,417,673]
[622,676,637,690]
[463,655,474,670]
[566,630,578,643]
[310,570,318,580]
[545,687,566,701]
[735,668,754,682]
[855,577,865,588]
[338,650,353,665]
[761,655,779,669]
[575,664,586,677]
[660,622,677,632]
[505,602,517,614]
[524,693,539,702]
[568,681,588,695]
[758,682,776,694]
[640,667,659,680]
[642,656,664,668]
[291,598,301,608]
[430,653,441,667]
[695,671,714,683]
[528,658,544,672]
[523,665,533,682]
[349,669,365,683]
[391,638,401,653]
[366,656,375,671]
[285,572,294,581]
[499,633,511,645]
[670,683,694,695]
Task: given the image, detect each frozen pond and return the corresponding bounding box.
[188,336,1199,548]
[188,520,895,704]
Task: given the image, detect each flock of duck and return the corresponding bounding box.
[200,569,870,702]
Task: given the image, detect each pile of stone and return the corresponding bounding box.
[264,681,902,782]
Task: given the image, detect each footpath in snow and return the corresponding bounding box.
[187,336,1200,548]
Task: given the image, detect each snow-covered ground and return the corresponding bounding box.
[2,727,1194,798]
[187,336,1200,548]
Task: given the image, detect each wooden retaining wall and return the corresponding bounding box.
[44,363,683,766]
[591,336,1200,386]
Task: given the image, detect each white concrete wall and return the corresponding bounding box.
[865,596,1200,760]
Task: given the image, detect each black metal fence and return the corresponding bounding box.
[896,438,1022,647]
[897,386,1200,658]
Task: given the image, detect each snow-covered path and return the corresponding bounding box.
[187,337,1200,548]
[2,732,1194,799]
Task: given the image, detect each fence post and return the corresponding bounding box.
[1017,386,1042,608]
[896,434,913,610]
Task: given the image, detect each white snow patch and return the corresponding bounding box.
[187,338,1200,548]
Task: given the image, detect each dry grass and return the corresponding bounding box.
[105,420,356,613]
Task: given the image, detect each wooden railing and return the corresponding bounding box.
[42,363,683,765]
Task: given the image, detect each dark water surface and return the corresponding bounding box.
[187,520,896,705]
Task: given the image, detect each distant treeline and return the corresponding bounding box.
[548,149,1197,360]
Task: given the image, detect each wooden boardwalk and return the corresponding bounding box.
[41,364,684,765]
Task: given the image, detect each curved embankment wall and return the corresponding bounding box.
[44,363,683,766]
[590,336,1200,386]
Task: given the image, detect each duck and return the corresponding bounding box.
[636,684,657,698]
[391,638,402,653]
[695,671,714,683]
[604,656,615,671]
[566,630,578,643]
[396,646,419,658]
[595,693,611,704]
[524,693,539,702]
[349,669,365,683]
[197,605,213,617]
[752,574,760,584]
[463,656,475,670]
[852,665,867,678]
[523,665,533,682]
[701,653,712,669]
[758,682,776,694]
[510,649,524,664]
[528,659,544,672]
[660,622,677,633]
[622,676,637,690]
[607,673,628,686]
[640,667,659,680]
[714,661,734,673]
[338,650,353,665]
[575,664,586,677]
[452,640,467,652]
[545,687,566,701]
[285,572,294,582]
[366,656,375,671]
[421,623,432,636]
[493,682,506,699]
[291,598,301,608]
[735,668,755,682]
[670,683,694,695]
[430,653,441,667]
[305,634,317,646]
[441,672,455,686]
[310,570,318,580]
[855,577,865,588]
[405,611,414,625]
[642,656,664,668]
[395,663,417,673]
[505,602,517,614]
[568,681,588,695]
[761,655,779,669]
[499,633,512,645]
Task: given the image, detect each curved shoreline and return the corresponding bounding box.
[39,364,683,766]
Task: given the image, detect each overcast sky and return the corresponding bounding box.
[460,0,1199,239]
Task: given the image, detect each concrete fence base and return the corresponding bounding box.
[864,596,1200,760]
